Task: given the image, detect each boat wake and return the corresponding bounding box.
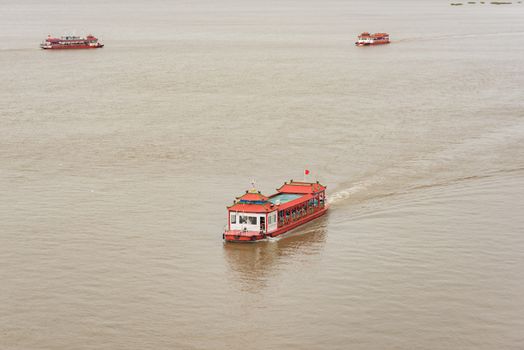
[328,182,370,205]
[395,31,524,43]
[328,121,524,208]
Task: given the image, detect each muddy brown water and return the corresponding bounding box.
[1,0,524,349]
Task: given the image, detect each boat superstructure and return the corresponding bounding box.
[223,180,328,243]
[40,34,104,49]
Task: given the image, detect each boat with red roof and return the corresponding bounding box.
[355,32,390,46]
[223,179,328,243]
[40,34,104,49]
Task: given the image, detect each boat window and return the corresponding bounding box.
[248,216,257,225]
[239,216,247,224]
[230,213,236,224]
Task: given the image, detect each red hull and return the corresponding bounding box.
[224,206,328,243]
[355,41,390,46]
[42,44,104,50]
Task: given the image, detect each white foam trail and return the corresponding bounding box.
[397,31,524,43]
[328,182,369,204]
[327,121,524,206]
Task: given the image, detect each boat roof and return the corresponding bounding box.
[45,35,98,42]
[359,32,389,37]
[236,191,269,203]
[276,180,326,194]
[227,190,273,213]
[227,180,326,213]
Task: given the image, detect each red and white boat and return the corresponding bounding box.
[223,180,328,243]
[355,32,390,46]
[40,34,104,49]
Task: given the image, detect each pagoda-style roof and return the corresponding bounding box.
[227,181,326,213]
[227,202,275,213]
[236,191,269,204]
[227,190,273,213]
[276,180,326,194]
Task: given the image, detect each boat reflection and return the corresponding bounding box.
[222,216,328,293]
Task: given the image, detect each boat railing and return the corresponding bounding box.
[278,204,325,227]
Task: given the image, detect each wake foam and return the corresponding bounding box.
[328,182,369,204]
[327,121,524,207]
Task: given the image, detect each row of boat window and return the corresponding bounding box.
[278,199,324,219]
[231,214,277,225]
[231,215,257,225]
[53,41,94,44]
[230,196,325,226]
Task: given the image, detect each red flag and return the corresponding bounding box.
[305,169,310,175]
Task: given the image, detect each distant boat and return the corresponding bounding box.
[355,32,390,46]
[223,180,328,243]
[40,34,104,49]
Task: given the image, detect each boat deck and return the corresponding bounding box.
[268,193,303,204]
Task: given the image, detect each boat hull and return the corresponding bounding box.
[224,206,328,243]
[355,41,390,46]
[41,44,104,50]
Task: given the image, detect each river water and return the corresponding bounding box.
[1,0,524,349]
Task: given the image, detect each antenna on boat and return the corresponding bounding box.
[249,179,257,193]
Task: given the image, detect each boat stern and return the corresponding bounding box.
[223,229,266,243]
